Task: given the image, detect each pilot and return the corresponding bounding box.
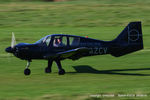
[53,38,64,47]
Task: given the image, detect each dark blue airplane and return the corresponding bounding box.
[5,22,143,75]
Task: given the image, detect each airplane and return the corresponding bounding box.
[5,22,143,75]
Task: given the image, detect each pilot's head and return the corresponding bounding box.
[54,38,61,44]
[57,38,61,43]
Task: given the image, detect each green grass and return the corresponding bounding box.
[0,0,150,100]
[0,1,150,28]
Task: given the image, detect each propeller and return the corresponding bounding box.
[5,32,17,53]
[11,32,16,48]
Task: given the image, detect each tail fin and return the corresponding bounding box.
[111,22,143,57]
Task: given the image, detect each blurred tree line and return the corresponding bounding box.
[0,0,66,2]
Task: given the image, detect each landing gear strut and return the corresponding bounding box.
[24,60,31,75]
[55,60,65,75]
[45,60,53,73]
[23,59,65,75]
[45,59,65,75]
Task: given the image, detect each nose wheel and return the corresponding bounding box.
[24,68,31,75]
[24,60,31,75]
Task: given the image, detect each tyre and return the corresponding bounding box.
[58,69,65,75]
[24,68,31,75]
[45,67,51,73]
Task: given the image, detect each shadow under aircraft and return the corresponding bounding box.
[70,65,150,76]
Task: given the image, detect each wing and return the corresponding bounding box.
[43,47,90,60]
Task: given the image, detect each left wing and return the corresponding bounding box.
[44,47,90,60]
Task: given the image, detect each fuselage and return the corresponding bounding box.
[6,34,113,61]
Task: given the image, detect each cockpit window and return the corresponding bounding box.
[53,36,67,47]
[45,36,51,46]
[69,37,80,46]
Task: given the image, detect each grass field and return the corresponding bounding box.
[0,0,150,100]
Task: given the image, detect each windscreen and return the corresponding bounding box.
[35,35,51,45]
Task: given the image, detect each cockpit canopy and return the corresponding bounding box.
[36,34,80,47]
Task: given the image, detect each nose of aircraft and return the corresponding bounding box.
[5,46,14,53]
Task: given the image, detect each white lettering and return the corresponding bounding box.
[89,47,107,55]
[103,48,107,54]
[94,48,99,54]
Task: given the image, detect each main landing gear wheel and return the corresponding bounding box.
[24,68,31,75]
[58,69,65,75]
[45,67,51,73]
